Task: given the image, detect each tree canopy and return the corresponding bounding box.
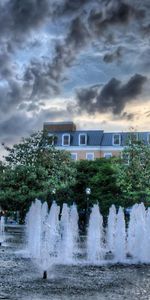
[115,137,150,206]
[1,130,150,222]
[72,158,121,216]
[0,131,76,219]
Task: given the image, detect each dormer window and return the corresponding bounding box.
[79,133,87,146]
[113,134,121,146]
[147,133,150,144]
[62,134,70,146]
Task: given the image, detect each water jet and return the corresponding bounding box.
[25,200,150,278]
[0,216,5,246]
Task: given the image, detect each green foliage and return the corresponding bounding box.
[115,137,150,206]
[0,131,76,219]
[3,131,54,166]
[73,158,120,215]
[2,129,150,221]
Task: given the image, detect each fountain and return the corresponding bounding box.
[127,203,148,262]
[106,204,116,254]
[0,215,5,246]
[87,204,104,263]
[113,207,126,262]
[26,200,150,278]
[59,203,79,263]
[26,200,79,278]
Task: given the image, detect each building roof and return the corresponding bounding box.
[48,130,104,146]
[44,121,74,125]
[45,123,150,147]
[101,132,150,146]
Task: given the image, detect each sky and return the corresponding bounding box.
[0,0,150,147]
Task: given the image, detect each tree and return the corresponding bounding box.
[3,131,56,166]
[115,135,150,207]
[0,131,76,219]
[73,158,120,216]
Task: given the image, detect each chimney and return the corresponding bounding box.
[43,121,76,132]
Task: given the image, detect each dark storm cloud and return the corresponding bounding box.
[24,58,60,100]
[0,0,87,108]
[0,46,24,114]
[0,52,14,78]
[76,74,147,115]
[0,1,147,90]
[0,0,50,40]
[53,0,90,17]
[113,112,135,121]
[9,0,50,31]
[103,47,123,63]
[0,79,23,114]
[66,17,90,49]
[22,0,148,101]
[50,16,90,78]
[141,24,150,36]
[0,114,31,137]
[88,1,136,35]
[0,0,88,53]
[121,112,135,121]
[24,16,90,99]
[0,107,73,144]
[0,0,52,114]
[0,0,149,122]
[52,0,142,74]
[0,113,40,145]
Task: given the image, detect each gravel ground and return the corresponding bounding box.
[1,228,150,300]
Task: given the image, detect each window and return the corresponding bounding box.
[79,133,87,145]
[62,134,70,146]
[147,133,150,144]
[86,153,94,160]
[71,153,77,161]
[113,134,121,146]
[104,153,112,159]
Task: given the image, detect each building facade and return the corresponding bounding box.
[43,121,150,161]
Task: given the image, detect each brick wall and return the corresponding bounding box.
[100,150,122,158]
[43,122,76,132]
[66,149,122,160]
[75,150,101,160]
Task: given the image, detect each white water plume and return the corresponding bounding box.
[87,204,104,263]
[0,216,5,244]
[26,200,150,269]
[106,205,117,253]
[113,207,126,262]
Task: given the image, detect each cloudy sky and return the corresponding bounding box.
[0,0,150,147]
